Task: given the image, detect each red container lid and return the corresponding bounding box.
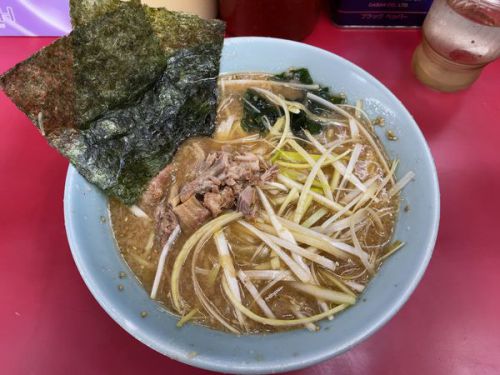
[219,0,321,41]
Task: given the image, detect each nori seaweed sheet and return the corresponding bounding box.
[0,2,225,204]
[56,44,220,203]
[70,0,141,27]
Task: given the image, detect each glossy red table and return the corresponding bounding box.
[1,14,499,375]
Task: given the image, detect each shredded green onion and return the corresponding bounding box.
[177,308,199,328]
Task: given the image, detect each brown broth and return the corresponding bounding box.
[109,73,400,333]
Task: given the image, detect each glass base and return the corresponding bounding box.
[412,40,485,92]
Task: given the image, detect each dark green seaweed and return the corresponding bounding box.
[274,67,346,112]
[242,68,347,137]
[71,2,226,128]
[1,2,225,204]
[241,89,282,134]
[70,0,140,27]
[272,68,346,134]
[274,68,313,85]
[291,112,322,136]
[240,87,321,137]
[314,86,346,105]
[72,3,168,128]
[307,86,346,119]
[55,45,221,203]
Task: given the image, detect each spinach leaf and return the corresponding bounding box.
[274,68,313,84]
[241,89,281,133]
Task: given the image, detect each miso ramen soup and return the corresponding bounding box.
[110,69,414,334]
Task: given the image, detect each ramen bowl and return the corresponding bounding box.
[64,37,440,374]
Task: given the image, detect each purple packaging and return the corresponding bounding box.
[0,0,71,36]
[330,0,433,27]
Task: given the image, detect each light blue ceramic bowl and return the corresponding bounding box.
[64,37,440,374]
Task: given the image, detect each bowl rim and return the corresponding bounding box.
[64,36,440,374]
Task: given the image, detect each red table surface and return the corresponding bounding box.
[1,14,500,375]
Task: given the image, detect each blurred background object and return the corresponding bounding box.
[330,0,433,27]
[412,0,500,92]
[0,0,71,36]
[142,0,216,19]
[219,0,321,41]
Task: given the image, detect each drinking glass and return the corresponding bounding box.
[412,0,500,92]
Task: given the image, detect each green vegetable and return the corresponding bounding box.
[315,86,345,105]
[241,86,321,137]
[241,89,282,133]
[274,68,313,84]
[272,68,345,135]
[0,2,225,204]
[307,87,345,116]
[274,68,344,104]
[291,111,322,135]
